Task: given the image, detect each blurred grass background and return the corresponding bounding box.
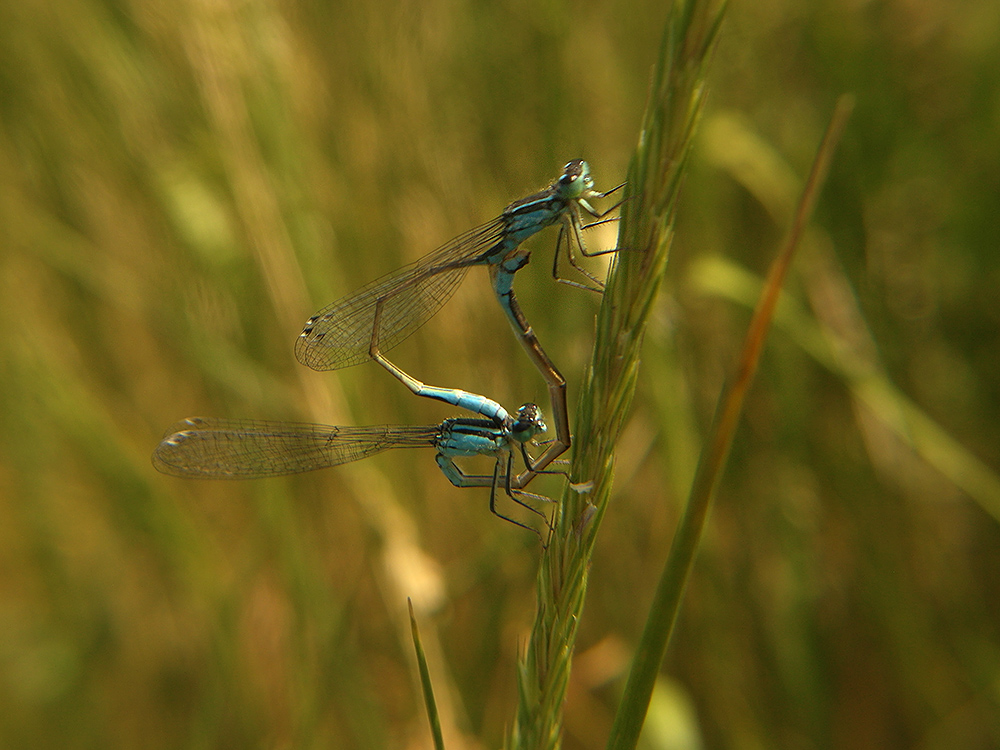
[1,0,999,748]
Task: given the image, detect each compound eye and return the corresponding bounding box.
[512,403,546,436]
[561,160,586,182]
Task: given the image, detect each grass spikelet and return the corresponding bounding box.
[508,2,726,748]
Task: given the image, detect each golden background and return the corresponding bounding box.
[1,0,998,747]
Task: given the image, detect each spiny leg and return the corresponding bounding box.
[504,455,555,539]
[552,185,630,289]
[437,452,545,540]
[552,216,606,292]
[553,199,629,284]
[520,442,569,476]
[488,457,545,540]
[580,216,621,233]
[576,180,627,230]
[499,453,550,519]
[436,453,501,489]
[576,186,640,257]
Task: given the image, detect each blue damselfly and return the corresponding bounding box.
[296,160,622,481]
[153,403,552,534]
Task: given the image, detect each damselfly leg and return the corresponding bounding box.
[552,181,627,292]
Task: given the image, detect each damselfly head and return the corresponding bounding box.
[510,403,547,443]
[556,159,594,199]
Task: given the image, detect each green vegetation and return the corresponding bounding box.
[1,0,998,748]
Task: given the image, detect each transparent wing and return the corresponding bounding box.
[152,417,438,479]
[295,218,506,370]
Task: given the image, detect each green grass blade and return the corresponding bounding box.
[606,96,854,750]
[408,598,446,750]
[508,2,726,748]
[691,253,1000,524]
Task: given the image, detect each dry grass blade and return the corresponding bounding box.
[606,96,854,750]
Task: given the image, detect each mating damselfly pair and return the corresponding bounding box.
[153,160,623,535]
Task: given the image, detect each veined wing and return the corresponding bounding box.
[152,417,438,478]
[295,217,506,371]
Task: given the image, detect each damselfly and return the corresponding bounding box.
[153,403,552,534]
[296,160,623,480]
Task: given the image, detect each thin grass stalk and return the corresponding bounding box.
[507,2,726,748]
[606,96,854,750]
[696,250,1000,528]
